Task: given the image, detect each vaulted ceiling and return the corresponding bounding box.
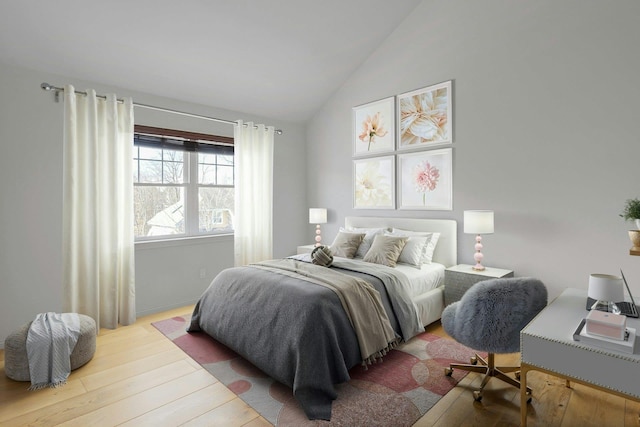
[0,1,422,123]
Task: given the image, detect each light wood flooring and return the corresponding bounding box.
[1,305,639,426]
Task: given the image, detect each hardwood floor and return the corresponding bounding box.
[1,306,639,426]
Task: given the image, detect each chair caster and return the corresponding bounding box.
[444,367,453,376]
[473,390,483,401]
[470,356,478,365]
[525,390,532,404]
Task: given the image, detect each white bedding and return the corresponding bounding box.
[394,262,445,298]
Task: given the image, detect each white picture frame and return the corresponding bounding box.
[398,148,452,210]
[353,155,395,209]
[353,97,395,156]
[398,81,452,150]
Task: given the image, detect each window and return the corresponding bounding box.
[133,126,234,240]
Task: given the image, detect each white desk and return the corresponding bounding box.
[520,288,640,426]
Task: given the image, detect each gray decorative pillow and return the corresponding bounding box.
[363,234,408,267]
[330,231,366,258]
[311,245,333,266]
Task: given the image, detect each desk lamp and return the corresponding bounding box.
[588,274,623,314]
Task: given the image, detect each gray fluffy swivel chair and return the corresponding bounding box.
[442,277,547,402]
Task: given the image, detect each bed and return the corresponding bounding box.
[344,216,457,327]
[187,216,457,420]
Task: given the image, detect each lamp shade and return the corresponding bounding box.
[588,274,624,302]
[309,208,327,224]
[464,210,494,234]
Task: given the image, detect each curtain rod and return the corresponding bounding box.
[40,83,283,135]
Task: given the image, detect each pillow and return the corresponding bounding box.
[386,232,428,268]
[363,234,408,267]
[423,232,440,263]
[330,231,366,258]
[340,227,388,258]
[389,228,441,264]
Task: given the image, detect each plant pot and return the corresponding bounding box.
[629,230,640,250]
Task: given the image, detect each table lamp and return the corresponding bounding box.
[464,210,494,271]
[588,273,623,314]
[309,208,327,247]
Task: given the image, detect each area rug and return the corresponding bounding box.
[153,314,482,426]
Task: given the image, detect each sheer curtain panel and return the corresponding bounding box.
[234,121,274,265]
[62,85,136,330]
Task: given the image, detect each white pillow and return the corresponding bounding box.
[385,232,428,268]
[340,227,388,258]
[389,228,441,264]
[363,234,408,268]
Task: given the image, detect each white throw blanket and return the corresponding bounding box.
[26,312,80,390]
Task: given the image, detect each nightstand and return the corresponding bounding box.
[297,244,316,254]
[444,264,514,306]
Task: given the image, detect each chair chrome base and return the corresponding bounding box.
[444,353,532,402]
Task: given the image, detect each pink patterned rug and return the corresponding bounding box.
[153,314,481,426]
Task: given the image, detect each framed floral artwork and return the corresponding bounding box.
[353,155,395,209]
[398,80,452,150]
[353,97,395,156]
[398,148,452,210]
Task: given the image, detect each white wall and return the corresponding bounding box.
[306,0,640,301]
[0,62,307,347]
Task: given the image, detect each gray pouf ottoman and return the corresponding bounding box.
[4,314,97,382]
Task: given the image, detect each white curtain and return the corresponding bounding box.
[234,121,274,265]
[62,85,136,330]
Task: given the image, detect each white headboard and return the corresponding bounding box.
[344,216,457,267]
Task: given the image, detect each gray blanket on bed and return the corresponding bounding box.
[187,258,423,420]
[253,259,399,365]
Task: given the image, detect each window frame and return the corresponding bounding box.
[133,125,234,242]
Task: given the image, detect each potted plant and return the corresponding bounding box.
[621,198,640,230]
[621,198,640,251]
